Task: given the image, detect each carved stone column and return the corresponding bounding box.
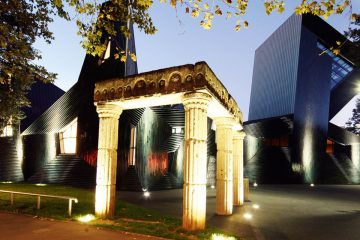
[95,103,123,218]
[233,131,246,206]
[182,92,211,231]
[214,117,234,215]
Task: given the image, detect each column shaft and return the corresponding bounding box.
[95,104,122,218]
[215,117,234,215]
[182,92,211,231]
[233,131,246,206]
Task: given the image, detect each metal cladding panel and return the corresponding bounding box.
[292,25,333,182]
[248,14,302,121]
[243,115,293,138]
[21,84,81,135]
[21,81,65,132]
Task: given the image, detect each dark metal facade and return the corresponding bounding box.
[248,14,302,121]
[245,14,360,184]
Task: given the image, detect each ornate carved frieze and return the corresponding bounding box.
[94,62,243,123]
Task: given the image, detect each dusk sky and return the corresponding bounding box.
[34,0,360,126]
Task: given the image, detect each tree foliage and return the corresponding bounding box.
[345,98,360,135]
[68,0,358,57]
[0,0,68,130]
[345,13,360,65]
[0,0,358,131]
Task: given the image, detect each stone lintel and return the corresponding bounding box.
[94,62,242,123]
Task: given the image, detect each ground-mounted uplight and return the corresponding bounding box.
[35,183,47,187]
[210,233,236,240]
[77,214,96,223]
[243,213,253,220]
[143,191,151,198]
[310,183,315,187]
[253,182,258,187]
[252,204,260,209]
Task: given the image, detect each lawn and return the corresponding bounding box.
[0,183,240,240]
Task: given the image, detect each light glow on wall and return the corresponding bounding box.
[148,152,168,176]
[302,129,314,183]
[351,144,360,183]
[16,136,23,165]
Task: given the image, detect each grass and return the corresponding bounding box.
[0,183,241,240]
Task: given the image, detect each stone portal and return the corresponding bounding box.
[94,62,244,229]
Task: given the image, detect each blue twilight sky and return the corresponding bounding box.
[33,0,360,125]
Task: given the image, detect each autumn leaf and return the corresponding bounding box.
[215,8,222,16]
[244,21,249,28]
[226,12,231,19]
[120,55,127,62]
[130,53,137,61]
[170,0,176,8]
[333,48,340,55]
[192,9,200,17]
[351,13,358,21]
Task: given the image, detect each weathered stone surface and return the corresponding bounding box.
[214,117,235,215]
[95,104,123,218]
[233,131,246,206]
[94,62,242,123]
[182,92,211,231]
[244,178,250,202]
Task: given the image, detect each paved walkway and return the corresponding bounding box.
[249,185,360,240]
[2,185,359,240]
[0,212,164,240]
[119,188,258,240]
[119,185,360,240]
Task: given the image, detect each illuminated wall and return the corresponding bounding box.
[0,125,24,181]
[135,108,172,189]
[22,133,57,180]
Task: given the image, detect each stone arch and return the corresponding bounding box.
[184,75,194,91]
[133,80,147,96]
[168,73,182,92]
[159,79,166,93]
[147,81,157,95]
[124,86,132,98]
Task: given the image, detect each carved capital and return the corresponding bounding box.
[233,131,246,140]
[96,104,123,119]
[214,117,235,129]
[182,92,212,111]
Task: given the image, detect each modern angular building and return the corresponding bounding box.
[0,81,64,182]
[244,14,360,184]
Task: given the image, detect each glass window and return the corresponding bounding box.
[317,42,354,89]
[172,127,184,134]
[59,118,77,154]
